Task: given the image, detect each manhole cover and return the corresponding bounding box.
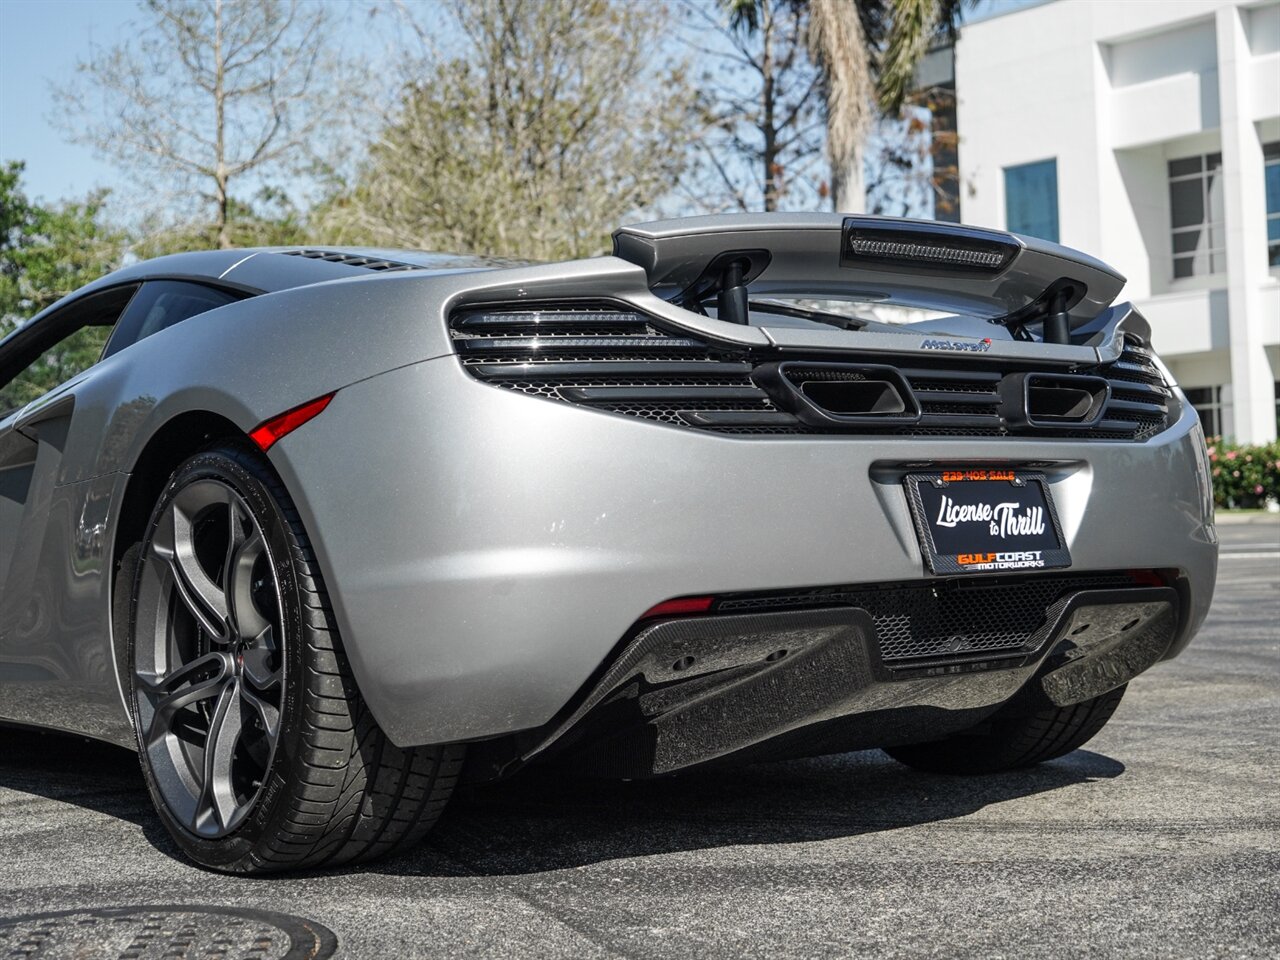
[0,905,337,960]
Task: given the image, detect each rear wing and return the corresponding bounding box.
[612,214,1126,343]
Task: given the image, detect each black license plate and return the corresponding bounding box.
[905,469,1071,575]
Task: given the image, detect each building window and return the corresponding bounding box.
[1004,159,1059,243]
[1265,142,1280,267]
[1184,385,1227,437]
[1168,152,1225,279]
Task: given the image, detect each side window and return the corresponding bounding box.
[0,285,138,419]
[102,280,242,359]
[1265,142,1279,267]
[0,326,112,418]
[1167,152,1225,279]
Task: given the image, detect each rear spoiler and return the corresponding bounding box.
[612,214,1126,343]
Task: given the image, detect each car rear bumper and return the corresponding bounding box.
[519,586,1179,777]
[270,355,1218,747]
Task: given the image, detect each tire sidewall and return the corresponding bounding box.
[127,444,309,872]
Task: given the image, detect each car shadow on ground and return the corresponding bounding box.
[391,747,1125,878]
[0,727,1124,878]
[0,727,188,862]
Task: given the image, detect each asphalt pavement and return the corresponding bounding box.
[2,518,1277,959]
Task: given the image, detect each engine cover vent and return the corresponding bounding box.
[448,302,1173,440]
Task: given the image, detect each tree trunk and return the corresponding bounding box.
[214,0,230,249]
[833,141,865,214]
[761,3,777,213]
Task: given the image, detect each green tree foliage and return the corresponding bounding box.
[319,0,696,261]
[0,162,126,412]
[1207,438,1280,509]
[0,161,124,334]
[131,191,309,259]
[857,0,970,116]
[0,323,114,415]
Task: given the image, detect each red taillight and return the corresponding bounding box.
[1128,569,1166,587]
[249,393,335,451]
[640,596,715,619]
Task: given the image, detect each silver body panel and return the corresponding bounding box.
[273,359,1216,745]
[0,218,1218,751]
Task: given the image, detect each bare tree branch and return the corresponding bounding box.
[316,0,697,262]
[51,0,339,248]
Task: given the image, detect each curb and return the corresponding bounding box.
[1215,512,1280,525]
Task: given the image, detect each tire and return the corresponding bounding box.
[883,684,1127,775]
[125,442,464,873]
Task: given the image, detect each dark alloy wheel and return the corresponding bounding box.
[133,476,284,838]
[126,443,464,873]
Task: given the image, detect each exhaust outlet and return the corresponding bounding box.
[753,362,921,429]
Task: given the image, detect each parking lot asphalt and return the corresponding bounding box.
[2,519,1277,959]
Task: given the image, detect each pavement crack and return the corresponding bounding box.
[425,820,647,960]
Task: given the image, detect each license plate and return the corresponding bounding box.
[905,469,1071,575]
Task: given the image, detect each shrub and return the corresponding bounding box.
[1206,437,1280,509]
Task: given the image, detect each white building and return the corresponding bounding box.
[952,0,1280,443]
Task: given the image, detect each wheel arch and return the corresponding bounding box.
[109,409,249,697]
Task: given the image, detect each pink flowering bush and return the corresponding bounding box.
[1206,437,1280,508]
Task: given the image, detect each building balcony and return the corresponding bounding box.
[1136,286,1229,356]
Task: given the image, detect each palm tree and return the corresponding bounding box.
[726,0,970,213]
[806,0,871,212]
[817,0,971,212]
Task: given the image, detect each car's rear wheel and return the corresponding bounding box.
[126,442,463,873]
[883,684,1126,775]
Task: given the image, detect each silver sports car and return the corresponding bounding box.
[0,214,1217,873]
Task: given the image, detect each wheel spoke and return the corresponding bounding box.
[226,525,269,640]
[240,640,281,691]
[140,650,228,696]
[239,682,281,742]
[194,680,244,834]
[152,504,231,642]
[140,653,231,746]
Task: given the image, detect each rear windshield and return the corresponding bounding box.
[743,297,954,329]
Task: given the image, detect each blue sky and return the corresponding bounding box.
[0,0,1047,206]
[0,0,399,204]
[0,0,137,201]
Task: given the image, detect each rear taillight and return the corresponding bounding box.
[1127,569,1167,587]
[640,596,715,619]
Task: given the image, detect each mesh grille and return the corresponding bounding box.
[785,368,868,382]
[716,572,1138,663]
[600,399,775,424]
[449,304,1173,440]
[465,352,712,364]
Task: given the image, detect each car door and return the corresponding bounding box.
[0,405,38,593]
[0,279,246,737]
[0,285,136,727]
